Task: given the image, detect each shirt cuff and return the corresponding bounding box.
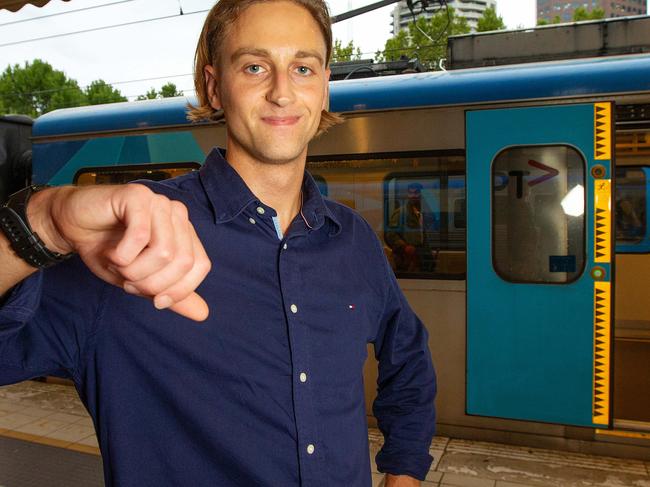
[0,272,43,336]
[376,445,434,481]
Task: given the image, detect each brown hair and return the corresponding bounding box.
[187,0,344,136]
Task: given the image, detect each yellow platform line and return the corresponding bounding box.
[596,429,650,440]
[0,428,100,456]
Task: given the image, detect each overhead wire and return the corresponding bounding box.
[0,1,448,53]
[122,87,196,100]
[0,0,139,28]
[0,73,194,98]
[0,7,210,49]
[0,1,449,101]
[405,0,450,58]
[0,38,450,101]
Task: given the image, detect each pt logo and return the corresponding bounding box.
[505,160,559,199]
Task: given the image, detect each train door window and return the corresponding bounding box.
[492,145,586,283]
[385,176,442,276]
[74,162,201,186]
[615,166,647,246]
[308,153,465,280]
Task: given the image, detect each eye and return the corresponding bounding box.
[245,64,265,74]
[295,66,312,76]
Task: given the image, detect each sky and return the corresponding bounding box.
[0,0,646,101]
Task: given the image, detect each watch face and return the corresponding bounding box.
[0,186,70,268]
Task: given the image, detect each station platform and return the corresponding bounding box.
[2,381,650,487]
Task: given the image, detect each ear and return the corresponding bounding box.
[204,65,222,111]
[322,67,331,111]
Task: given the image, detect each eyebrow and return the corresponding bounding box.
[231,48,324,66]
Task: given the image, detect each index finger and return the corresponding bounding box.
[109,203,152,267]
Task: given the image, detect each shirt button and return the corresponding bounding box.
[290,304,298,314]
[283,243,288,250]
[249,217,256,225]
[299,372,307,383]
[256,207,265,215]
[306,444,315,455]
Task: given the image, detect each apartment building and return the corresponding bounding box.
[537,0,647,23]
[391,0,498,33]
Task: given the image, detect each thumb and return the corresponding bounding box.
[169,292,210,322]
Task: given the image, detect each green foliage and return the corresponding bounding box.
[160,82,183,98]
[331,39,362,63]
[85,80,127,105]
[378,7,470,69]
[538,7,604,26]
[0,59,86,117]
[573,6,605,21]
[137,82,183,101]
[137,88,159,101]
[537,15,562,25]
[0,60,129,117]
[476,6,506,32]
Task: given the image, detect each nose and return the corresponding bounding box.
[266,70,294,108]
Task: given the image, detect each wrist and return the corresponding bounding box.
[26,186,75,255]
[385,474,420,487]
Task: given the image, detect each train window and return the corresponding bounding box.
[312,174,328,197]
[492,145,585,284]
[308,153,465,280]
[615,166,647,245]
[74,162,201,186]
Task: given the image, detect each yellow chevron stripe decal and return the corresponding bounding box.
[594,103,612,160]
[593,281,611,426]
[594,180,611,263]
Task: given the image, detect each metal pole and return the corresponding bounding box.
[330,0,402,24]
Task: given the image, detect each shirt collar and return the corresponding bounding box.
[301,171,342,237]
[199,148,341,236]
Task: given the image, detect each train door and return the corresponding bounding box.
[466,103,614,428]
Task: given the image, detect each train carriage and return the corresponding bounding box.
[26,52,650,458]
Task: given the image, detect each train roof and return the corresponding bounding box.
[33,53,650,139]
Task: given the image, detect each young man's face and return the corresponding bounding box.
[207,1,330,166]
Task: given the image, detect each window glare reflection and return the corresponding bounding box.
[561,185,585,217]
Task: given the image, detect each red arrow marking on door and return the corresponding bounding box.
[527,159,559,187]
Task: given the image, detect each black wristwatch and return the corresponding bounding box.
[0,185,73,269]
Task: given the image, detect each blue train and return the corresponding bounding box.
[16,52,650,459]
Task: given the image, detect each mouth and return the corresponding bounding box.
[261,115,302,126]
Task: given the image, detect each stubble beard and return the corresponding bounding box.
[228,126,313,167]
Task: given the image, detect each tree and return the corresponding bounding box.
[573,6,605,21]
[377,7,470,69]
[537,15,562,26]
[538,7,604,26]
[85,80,127,105]
[331,39,362,63]
[137,83,183,101]
[160,82,183,98]
[137,88,159,101]
[476,6,506,32]
[0,59,86,117]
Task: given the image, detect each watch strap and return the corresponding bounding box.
[0,185,73,269]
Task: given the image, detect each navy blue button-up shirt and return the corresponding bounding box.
[0,149,436,486]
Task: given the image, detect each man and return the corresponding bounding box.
[0,1,436,486]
